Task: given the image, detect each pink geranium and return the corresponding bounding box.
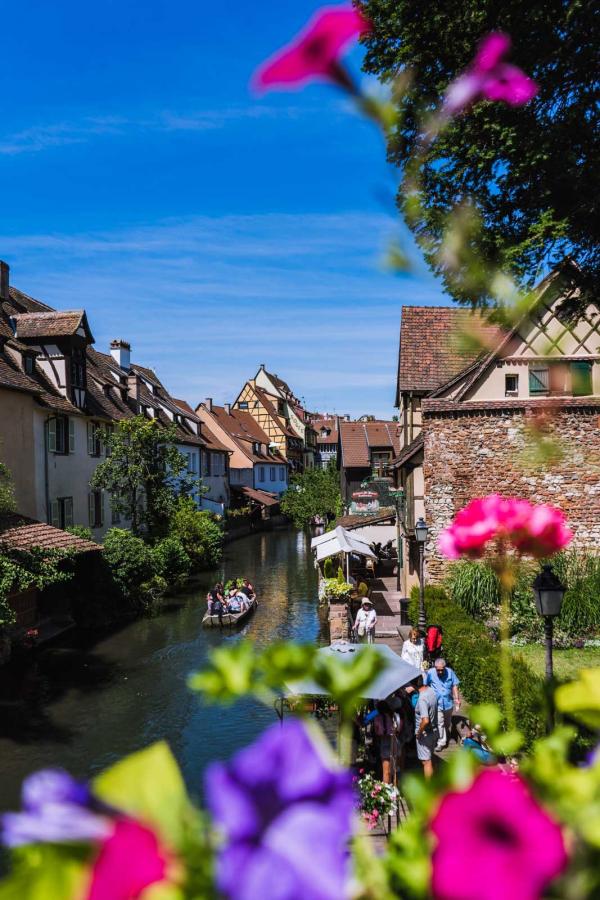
[87,819,169,900]
[252,5,371,94]
[444,32,538,115]
[438,494,572,560]
[430,769,568,900]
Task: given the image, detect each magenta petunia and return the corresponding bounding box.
[430,769,568,900]
[252,5,371,94]
[87,818,168,900]
[444,32,538,115]
[438,494,572,560]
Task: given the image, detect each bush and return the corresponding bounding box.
[152,537,191,590]
[323,578,353,601]
[337,567,345,584]
[358,582,368,597]
[103,528,160,609]
[323,558,334,579]
[409,585,546,748]
[66,525,93,541]
[170,498,224,570]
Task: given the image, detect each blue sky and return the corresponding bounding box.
[1,0,450,417]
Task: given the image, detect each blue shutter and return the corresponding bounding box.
[571,361,593,397]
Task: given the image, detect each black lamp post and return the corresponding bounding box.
[533,565,565,732]
[415,517,428,631]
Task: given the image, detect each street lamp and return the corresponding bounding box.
[532,565,566,682]
[415,517,428,631]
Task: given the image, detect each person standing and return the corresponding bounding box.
[414,677,438,779]
[426,658,460,751]
[401,627,424,669]
[354,598,377,644]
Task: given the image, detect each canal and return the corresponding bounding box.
[0,527,322,812]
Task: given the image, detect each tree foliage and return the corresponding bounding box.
[91,416,199,537]
[0,462,16,516]
[170,497,224,570]
[280,464,342,529]
[0,546,75,629]
[360,0,600,304]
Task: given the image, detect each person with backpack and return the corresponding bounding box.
[425,658,461,751]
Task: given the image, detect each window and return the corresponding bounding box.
[203,451,211,477]
[280,466,286,480]
[529,366,549,395]
[24,355,34,375]
[88,491,104,528]
[258,466,265,483]
[571,361,593,397]
[239,401,249,410]
[277,400,285,414]
[50,497,73,529]
[212,454,225,477]
[505,374,519,396]
[87,422,102,457]
[48,416,74,454]
[270,467,276,481]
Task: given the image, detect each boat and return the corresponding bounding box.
[202,596,258,628]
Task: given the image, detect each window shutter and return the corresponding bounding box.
[99,491,105,527]
[64,498,74,528]
[48,418,57,452]
[68,419,75,453]
[87,423,94,455]
[50,500,60,528]
[88,493,95,527]
[571,361,593,397]
[529,367,549,394]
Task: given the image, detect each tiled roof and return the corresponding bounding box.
[339,421,400,468]
[314,417,339,445]
[397,306,505,398]
[423,396,600,415]
[0,514,101,554]
[8,286,54,314]
[231,485,280,507]
[0,353,43,395]
[13,310,88,339]
[131,364,165,390]
[205,404,278,463]
[336,510,396,530]
[392,433,424,469]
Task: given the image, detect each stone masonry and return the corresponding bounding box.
[423,404,600,581]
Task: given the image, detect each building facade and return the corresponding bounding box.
[338,419,400,505]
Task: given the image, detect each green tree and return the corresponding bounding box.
[91,416,199,538]
[360,0,599,303]
[170,497,224,570]
[280,464,342,529]
[0,462,16,516]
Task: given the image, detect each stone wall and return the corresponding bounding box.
[423,406,600,581]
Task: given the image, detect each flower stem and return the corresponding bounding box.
[338,718,353,767]
[499,578,515,732]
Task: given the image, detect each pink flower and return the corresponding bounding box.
[444,32,537,115]
[430,770,567,900]
[438,495,572,560]
[252,5,371,94]
[87,819,169,900]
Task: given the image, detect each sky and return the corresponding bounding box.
[0,0,450,418]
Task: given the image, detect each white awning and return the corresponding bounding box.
[310,525,377,563]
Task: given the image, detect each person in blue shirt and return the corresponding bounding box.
[425,658,460,751]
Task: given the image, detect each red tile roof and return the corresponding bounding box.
[314,417,339,445]
[206,404,286,464]
[339,421,399,468]
[397,306,505,398]
[13,310,90,340]
[0,515,101,554]
[231,485,280,507]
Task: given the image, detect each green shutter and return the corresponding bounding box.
[571,361,593,397]
[88,423,94,455]
[529,367,549,395]
[88,492,95,527]
[48,418,57,452]
[68,419,75,453]
[64,498,74,528]
[50,500,60,528]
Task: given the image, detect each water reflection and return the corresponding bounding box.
[0,527,322,811]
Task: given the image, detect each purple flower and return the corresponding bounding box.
[205,719,354,900]
[1,769,112,847]
[444,32,538,115]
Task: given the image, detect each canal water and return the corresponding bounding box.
[0,527,322,813]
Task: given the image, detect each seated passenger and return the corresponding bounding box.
[241,578,255,600]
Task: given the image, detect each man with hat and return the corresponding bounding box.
[354,597,377,644]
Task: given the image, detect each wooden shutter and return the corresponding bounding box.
[68,419,75,453]
[571,361,593,397]
[99,491,105,527]
[529,366,549,395]
[88,423,94,455]
[48,418,57,453]
[88,492,95,527]
[50,500,60,528]
[64,498,74,528]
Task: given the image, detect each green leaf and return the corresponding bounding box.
[188,641,257,703]
[555,668,600,729]
[0,845,89,900]
[312,646,386,719]
[492,730,524,756]
[94,742,188,848]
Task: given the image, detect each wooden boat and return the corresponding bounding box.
[202,596,258,628]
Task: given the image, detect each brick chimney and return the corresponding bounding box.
[224,402,231,415]
[205,397,213,412]
[110,339,131,371]
[127,373,140,402]
[0,261,9,301]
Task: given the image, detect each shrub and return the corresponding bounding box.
[66,525,93,541]
[323,578,353,601]
[409,585,546,748]
[152,537,191,590]
[102,528,159,609]
[446,560,499,620]
[323,558,334,579]
[358,582,368,597]
[337,566,345,584]
[170,498,224,570]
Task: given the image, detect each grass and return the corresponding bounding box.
[511,644,600,680]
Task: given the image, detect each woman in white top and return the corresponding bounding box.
[401,627,424,669]
[354,598,377,644]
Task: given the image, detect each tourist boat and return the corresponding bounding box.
[202,596,258,628]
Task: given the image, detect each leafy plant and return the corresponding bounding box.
[322,578,353,601]
[280,464,342,529]
[337,566,345,584]
[0,461,16,516]
[0,545,76,630]
[323,558,334,579]
[356,772,399,829]
[151,537,191,590]
[170,497,224,570]
[102,528,160,610]
[66,525,93,541]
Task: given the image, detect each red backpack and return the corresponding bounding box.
[425,625,443,654]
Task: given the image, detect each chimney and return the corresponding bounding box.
[224,402,231,415]
[205,397,213,412]
[259,363,265,371]
[127,373,140,402]
[0,261,9,301]
[344,414,351,422]
[110,339,131,371]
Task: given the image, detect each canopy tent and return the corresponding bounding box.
[311,526,377,563]
[285,641,420,701]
